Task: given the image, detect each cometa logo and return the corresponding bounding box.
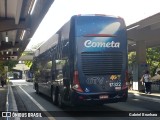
[84,40,120,48]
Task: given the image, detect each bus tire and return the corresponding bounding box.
[52,89,58,105]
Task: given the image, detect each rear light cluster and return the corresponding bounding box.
[72,71,83,92]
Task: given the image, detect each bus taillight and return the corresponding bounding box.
[72,71,83,92]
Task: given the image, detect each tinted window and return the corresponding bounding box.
[75,16,125,37]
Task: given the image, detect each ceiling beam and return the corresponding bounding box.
[0,18,29,32]
[15,0,23,24]
[0,52,18,58]
[17,38,31,58]
[29,0,54,37]
[0,42,20,51]
[138,13,160,29]
[0,57,17,61]
[127,13,160,30]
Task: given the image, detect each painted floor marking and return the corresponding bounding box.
[19,86,56,120]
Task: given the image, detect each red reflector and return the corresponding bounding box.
[73,71,83,92]
[84,34,116,37]
[73,71,79,85]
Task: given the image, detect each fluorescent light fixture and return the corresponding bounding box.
[5,36,8,42]
[127,25,140,31]
[20,30,26,40]
[28,0,37,15]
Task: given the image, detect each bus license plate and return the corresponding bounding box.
[99,95,108,99]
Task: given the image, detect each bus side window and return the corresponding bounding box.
[42,61,52,81]
[55,60,66,80]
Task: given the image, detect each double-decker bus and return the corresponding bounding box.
[33,14,128,107]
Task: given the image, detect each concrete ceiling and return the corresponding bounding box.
[127,12,160,52]
[0,0,54,61]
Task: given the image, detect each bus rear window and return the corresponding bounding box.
[75,16,125,37]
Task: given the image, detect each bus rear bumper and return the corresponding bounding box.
[71,88,128,105]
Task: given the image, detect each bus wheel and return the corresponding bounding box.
[52,90,58,105]
[58,92,64,108]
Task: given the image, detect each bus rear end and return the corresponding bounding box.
[71,15,128,105]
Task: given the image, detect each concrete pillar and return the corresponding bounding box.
[136,41,146,64]
[132,40,148,91]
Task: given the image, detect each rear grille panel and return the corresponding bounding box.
[81,52,123,75]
